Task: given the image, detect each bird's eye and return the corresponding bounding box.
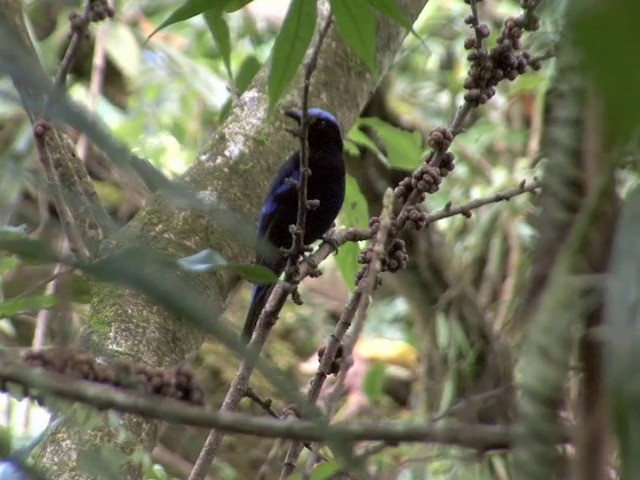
[318,120,327,128]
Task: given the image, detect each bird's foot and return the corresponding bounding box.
[322,231,340,251]
[301,254,322,277]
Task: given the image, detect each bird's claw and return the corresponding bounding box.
[322,232,340,251]
[302,254,318,269]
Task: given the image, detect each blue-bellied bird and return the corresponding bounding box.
[242,108,345,341]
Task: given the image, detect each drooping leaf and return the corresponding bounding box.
[367,0,424,42]
[329,0,377,74]
[268,0,317,112]
[148,0,226,41]
[0,295,56,316]
[204,9,233,80]
[367,0,410,29]
[346,125,386,163]
[178,248,277,283]
[357,117,423,169]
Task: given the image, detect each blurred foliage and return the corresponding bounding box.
[0,0,636,478]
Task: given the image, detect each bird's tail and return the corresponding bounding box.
[242,283,275,342]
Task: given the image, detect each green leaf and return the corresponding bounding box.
[0,294,56,316]
[310,460,341,479]
[178,249,278,283]
[235,55,261,92]
[329,0,377,74]
[219,55,261,121]
[366,0,423,42]
[335,242,360,293]
[0,238,58,264]
[367,0,410,29]
[335,176,368,291]
[346,125,386,162]
[268,0,317,112]
[363,362,386,401]
[0,255,18,275]
[342,175,369,230]
[224,0,253,12]
[148,0,217,40]
[357,117,423,169]
[204,9,233,80]
[572,0,640,141]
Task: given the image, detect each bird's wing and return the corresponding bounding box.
[255,152,300,267]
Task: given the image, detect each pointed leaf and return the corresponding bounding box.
[367,0,423,42]
[219,54,261,121]
[268,0,317,112]
[204,9,233,80]
[330,0,377,74]
[358,117,423,169]
[346,125,386,163]
[149,0,228,41]
[367,0,410,29]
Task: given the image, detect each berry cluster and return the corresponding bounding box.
[463,9,541,106]
[20,349,205,405]
[394,155,455,204]
[356,238,409,286]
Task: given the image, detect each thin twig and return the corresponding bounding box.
[423,178,540,224]
[54,1,93,88]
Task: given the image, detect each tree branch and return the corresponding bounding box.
[0,360,531,449]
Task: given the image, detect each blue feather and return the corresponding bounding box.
[242,109,345,340]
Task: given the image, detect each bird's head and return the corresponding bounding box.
[285,108,343,152]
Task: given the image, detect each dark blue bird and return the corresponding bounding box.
[243,108,345,340]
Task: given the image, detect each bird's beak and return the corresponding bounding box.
[284,109,302,124]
